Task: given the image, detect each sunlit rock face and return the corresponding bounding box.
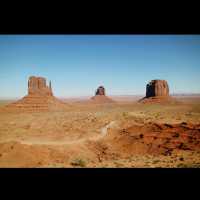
[28,76,53,96]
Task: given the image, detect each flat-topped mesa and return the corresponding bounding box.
[95,86,105,96]
[28,76,53,96]
[146,79,169,98]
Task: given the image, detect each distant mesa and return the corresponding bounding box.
[139,79,175,103]
[5,76,68,112]
[90,86,115,104]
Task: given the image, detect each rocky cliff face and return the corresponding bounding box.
[28,76,53,96]
[95,86,105,96]
[139,80,175,103]
[146,80,169,98]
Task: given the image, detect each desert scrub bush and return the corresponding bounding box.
[176,163,200,168]
[178,143,191,150]
[71,158,87,167]
[122,112,129,118]
[152,159,160,164]
[153,113,160,118]
[113,161,124,168]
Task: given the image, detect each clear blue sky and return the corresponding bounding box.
[0,35,200,98]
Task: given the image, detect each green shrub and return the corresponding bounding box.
[71,158,87,167]
[122,112,129,118]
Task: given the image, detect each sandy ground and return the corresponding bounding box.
[0,96,200,168]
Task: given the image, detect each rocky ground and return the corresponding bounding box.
[0,96,200,168]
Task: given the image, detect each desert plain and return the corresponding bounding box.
[0,95,200,168]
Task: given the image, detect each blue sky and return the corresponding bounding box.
[0,35,200,98]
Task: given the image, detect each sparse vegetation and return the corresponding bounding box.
[152,159,160,164]
[176,163,200,168]
[122,112,129,119]
[113,161,124,167]
[139,134,144,139]
[0,96,200,168]
[71,158,87,167]
[154,113,160,118]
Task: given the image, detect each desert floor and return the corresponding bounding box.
[0,96,200,168]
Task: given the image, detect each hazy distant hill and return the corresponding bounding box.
[1,93,200,103]
[172,93,200,97]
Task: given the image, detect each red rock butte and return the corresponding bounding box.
[28,76,53,96]
[139,80,174,103]
[146,80,169,98]
[90,86,115,103]
[95,86,106,95]
[5,76,68,112]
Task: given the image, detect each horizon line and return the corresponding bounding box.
[1,92,200,100]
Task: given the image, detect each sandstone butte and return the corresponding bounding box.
[139,80,175,103]
[5,76,68,112]
[90,86,115,104]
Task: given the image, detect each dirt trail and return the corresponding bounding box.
[100,121,118,136]
[3,121,118,146]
